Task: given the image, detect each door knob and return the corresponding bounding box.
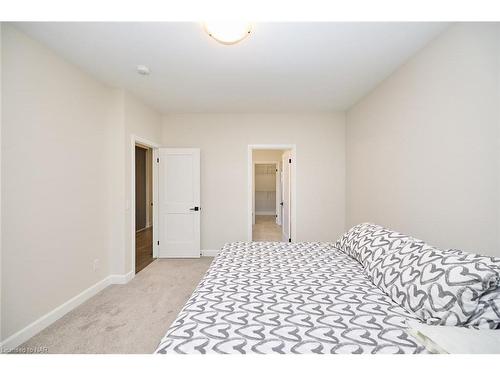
[189,206,200,211]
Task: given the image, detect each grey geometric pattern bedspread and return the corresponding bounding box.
[155,242,428,354]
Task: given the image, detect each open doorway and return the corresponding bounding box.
[248,146,296,242]
[253,161,281,241]
[135,144,154,273]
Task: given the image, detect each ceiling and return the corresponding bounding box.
[13,22,449,113]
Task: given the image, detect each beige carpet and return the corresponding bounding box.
[252,215,283,241]
[17,258,213,354]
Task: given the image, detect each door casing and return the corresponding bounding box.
[281,150,292,242]
[130,135,160,275]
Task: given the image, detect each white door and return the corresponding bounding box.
[159,148,200,258]
[282,151,291,242]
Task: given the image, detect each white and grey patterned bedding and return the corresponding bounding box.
[155,242,428,354]
[339,223,500,329]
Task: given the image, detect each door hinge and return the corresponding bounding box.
[288,158,291,164]
[288,238,291,243]
[157,240,159,246]
[156,158,159,163]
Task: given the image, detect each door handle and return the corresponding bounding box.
[189,206,200,211]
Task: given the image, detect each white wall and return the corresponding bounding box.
[162,113,346,251]
[1,25,117,340]
[0,26,162,344]
[0,22,3,342]
[346,23,500,256]
[106,90,126,277]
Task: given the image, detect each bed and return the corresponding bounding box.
[155,241,427,354]
[155,224,500,354]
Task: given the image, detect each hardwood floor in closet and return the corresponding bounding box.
[136,227,154,273]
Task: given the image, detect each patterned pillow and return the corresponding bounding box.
[356,226,411,268]
[466,289,500,329]
[441,249,500,329]
[334,223,365,255]
[441,248,500,272]
[365,239,500,328]
[335,223,411,266]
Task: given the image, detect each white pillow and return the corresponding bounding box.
[407,320,500,354]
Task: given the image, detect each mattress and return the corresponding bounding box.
[155,242,428,354]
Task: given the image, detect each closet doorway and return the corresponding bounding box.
[135,144,154,273]
[253,161,281,241]
[248,145,296,242]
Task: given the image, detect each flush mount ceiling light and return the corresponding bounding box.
[203,21,252,45]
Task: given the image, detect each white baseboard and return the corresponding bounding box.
[0,271,134,352]
[201,249,219,257]
[108,271,135,285]
[255,211,276,216]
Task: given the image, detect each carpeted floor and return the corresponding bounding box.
[17,258,213,354]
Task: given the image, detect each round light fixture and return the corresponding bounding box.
[136,65,150,75]
[203,21,252,45]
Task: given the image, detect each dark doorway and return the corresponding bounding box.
[135,145,154,273]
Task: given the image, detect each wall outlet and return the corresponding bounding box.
[93,259,100,272]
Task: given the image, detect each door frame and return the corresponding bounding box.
[247,144,296,242]
[253,161,280,223]
[135,144,152,231]
[131,135,160,274]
